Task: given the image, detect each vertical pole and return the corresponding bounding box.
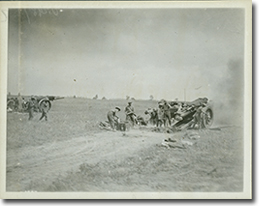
[18,9,21,95]
[184,88,186,102]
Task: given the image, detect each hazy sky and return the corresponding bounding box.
[8,8,244,101]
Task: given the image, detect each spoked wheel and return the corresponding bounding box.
[7,99,16,112]
[202,108,213,128]
[39,99,52,112]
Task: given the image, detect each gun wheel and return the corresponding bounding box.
[7,99,16,112]
[202,108,213,128]
[39,99,52,112]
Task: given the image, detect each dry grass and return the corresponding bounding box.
[6,98,243,192]
[7,98,157,150]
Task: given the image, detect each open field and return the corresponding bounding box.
[6,98,243,192]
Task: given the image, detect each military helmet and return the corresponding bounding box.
[115,106,121,111]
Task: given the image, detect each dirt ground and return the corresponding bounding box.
[6,98,244,192]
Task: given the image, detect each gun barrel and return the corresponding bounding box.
[55,97,65,100]
[47,96,64,101]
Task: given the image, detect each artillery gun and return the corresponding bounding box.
[7,95,64,113]
[168,97,214,131]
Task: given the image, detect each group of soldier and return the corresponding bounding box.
[7,93,26,113]
[9,94,207,128]
[107,101,137,131]
[145,99,180,128]
[106,100,170,131]
[107,99,207,131]
[7,94,48,121]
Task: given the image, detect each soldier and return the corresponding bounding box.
[157,106,165,127]
[125,101,136,126]
[145,108,156,125]
[193,103,206,129]
[158,99,172,127]
[17,93,23,112]
[39,99,49,121]
[28,96,36,120]
[14,97,19,111]
[107,106,121,130]
[151,108,159,125]
[171,103,183,123]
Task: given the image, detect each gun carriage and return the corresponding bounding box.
[7,95,63,113]
[168,98,214,131]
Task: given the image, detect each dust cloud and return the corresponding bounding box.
[209,58,244,127]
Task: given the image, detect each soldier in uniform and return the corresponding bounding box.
[172,102,183,123]
[158,99,172,127]
[107,107,121,130]
[157,106,164,127]
[28,96,36,120]
[145,108,157,125]
[125,101,136,126]
[17,93,23,112]
[39,99,49,121]
[193,103,206,129]
[150,108,158,125]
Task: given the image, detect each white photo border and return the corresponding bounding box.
[0,0,252,199]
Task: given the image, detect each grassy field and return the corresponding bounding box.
[6,98,243,192]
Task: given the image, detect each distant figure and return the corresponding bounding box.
[28,96,36,120]
[93,94,98,100]
[125,101,136,126]
[17,93,23,112]
[107,107,121,130]
[39,99,49,121]
[14,97,19,111]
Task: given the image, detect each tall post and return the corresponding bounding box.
[184,88,186,102]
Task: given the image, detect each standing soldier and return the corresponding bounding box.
[172,102,182,123]
[125,101,136,126]
[107,107,121,130]
[157,106,164,127]
[14,97,19,111]
[17,93,23,112]
[39,99,49,121]
[158,99,172,127]
[28,96,36,120]
[193,103,206,129]
[151,108,159,125]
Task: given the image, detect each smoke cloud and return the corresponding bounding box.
[210,58,244,127]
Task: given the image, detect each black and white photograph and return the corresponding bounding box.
[0,0,252,199]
